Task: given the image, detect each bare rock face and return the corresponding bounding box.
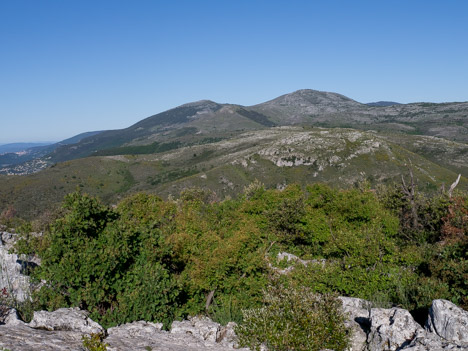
[367,307,424,350]
[0,323,85,351]
[341,298,468,351]
[0,307,94,351]
[339,297,370,351]
[170,316,242,348]
[0,231,32,302]
[28,307,104,334]
[403,328,464,350]
[171,316,220,343]
[106,318,246,351]
[0,307,24,326]
[426,299,468,345]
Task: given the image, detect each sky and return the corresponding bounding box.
[1,0,467,144]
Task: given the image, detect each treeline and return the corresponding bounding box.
[11,182,468,332]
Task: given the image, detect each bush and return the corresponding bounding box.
[236,285,351,351]
[32,191,180,328]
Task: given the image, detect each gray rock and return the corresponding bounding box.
[0,306,24,326]
[402,329,466,350]
[0,323,85,351]
[170,316,224,343]
[426,299,468,345]
[217,322,240,346]
[0,235,31,302]
[28,307,104,334]
[106,319,247,351]
[367,307,423,351]
[339,297,370,351]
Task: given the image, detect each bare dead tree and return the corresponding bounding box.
[205,289,216,311]
[401,161,419,230]
[448,174,461,198]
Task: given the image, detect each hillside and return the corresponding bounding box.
[1,89,467,218]
[12,89,464,167]
[250,90,468,142]
[0,131,103,173]
[1,126,466,219]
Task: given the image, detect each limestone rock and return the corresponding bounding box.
[0,323,85,351]
[28,307,104,334]
[367,307,423,351]
[170,316,222,343]
[217,322,240,346]
[106,319,247,351]
[402,328,466,350]
[0,306,24,326]
[0,233,32,302]
[426,299,468,345]
[339,297,370,351]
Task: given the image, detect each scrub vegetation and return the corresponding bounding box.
[9,180,467,350]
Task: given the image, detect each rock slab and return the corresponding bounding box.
[28,307,104,334]
[426,299,468,345]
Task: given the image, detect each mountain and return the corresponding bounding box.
[0,89,467,218]
[0,131,104,173]
[0,142,55,154]
[0,126,466,219]
[31,89,467,165]
[366,101,401,107]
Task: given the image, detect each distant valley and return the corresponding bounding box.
[0,89,466,219]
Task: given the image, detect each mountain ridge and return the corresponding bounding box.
[41,89,468,165]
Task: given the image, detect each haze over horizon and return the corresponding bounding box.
[1,0,467,144]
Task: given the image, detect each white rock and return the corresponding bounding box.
[339,297,370,351]
[367,307,423,351]
[0,307,24,326]
[402,328,465,350]
[170,316,220,343]
[28,307,104,334]
[426,299,468,345]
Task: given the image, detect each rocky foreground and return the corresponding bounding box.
[1,231,467,350]
[0,297,467,350]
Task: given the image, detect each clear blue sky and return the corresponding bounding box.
[1,0,467,144]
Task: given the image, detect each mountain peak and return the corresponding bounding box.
[257,89,362,108]
[179,99,220,109]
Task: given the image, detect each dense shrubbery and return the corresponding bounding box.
[236,286,350,351]
[11,182,467,332]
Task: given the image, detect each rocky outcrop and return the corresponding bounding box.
[0,298,467,350]
[340,298,468,351]
[0,231,34,302]
[339,297,371,351]
[0,308,247,351]
[28,307,104,334]
[367,307,423,351]
[106,317,246,351]
[426,299,468,345]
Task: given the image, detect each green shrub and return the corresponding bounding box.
[236,285,351,351]
[32,191,180,328]
[82,333,109,351]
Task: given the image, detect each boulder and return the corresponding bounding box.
[0,234,31,302]
[339,297,370,351]
[170,316,224,343]
[28,307,104,334]
[0,323,85,351]
[426,299,468,345]
[0,306,24,326]
[367,307,423,351]
[402,328,465,350]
